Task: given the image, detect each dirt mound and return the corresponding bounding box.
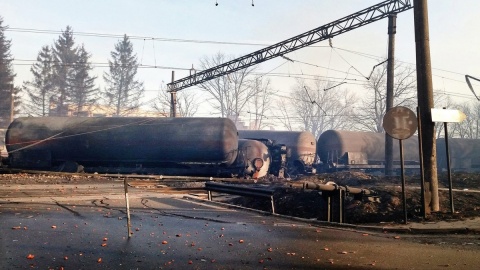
[230,172,480,224]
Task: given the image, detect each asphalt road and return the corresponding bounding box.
[1,177,479,269]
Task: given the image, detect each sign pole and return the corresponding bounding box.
[443,120,454,213]
[399,139,408,224]
[383,106,418,224]
[431,107,467,214]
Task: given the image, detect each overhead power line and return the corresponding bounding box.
[167,0,413,91]
[5,27,280,47]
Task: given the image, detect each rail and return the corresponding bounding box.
[205,182,276,214]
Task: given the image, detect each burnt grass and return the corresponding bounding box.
[227,171,480,225]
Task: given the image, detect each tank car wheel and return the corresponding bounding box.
[58,161,84,173]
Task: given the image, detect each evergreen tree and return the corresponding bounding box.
[23,45,55,116]
[103,35,144,116]
[52,26,77,116]
[69,45,98,115]
[0,16,17,127]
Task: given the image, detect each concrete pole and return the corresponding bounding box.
[413,0,439,212]
[170,71,177,118]
[385,14,396,177]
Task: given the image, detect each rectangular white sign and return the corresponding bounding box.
[431,108,466,123]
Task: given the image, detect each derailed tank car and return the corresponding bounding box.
[238,130,316,176]
[231,139,270,178]
[6,117,239,176]
[317,130,419,173]
[436,138,480,172]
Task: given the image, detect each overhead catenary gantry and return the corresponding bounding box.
[167,0,412,92]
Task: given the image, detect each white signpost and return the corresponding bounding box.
[431,108,467,214]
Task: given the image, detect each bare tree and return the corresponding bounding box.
[151,84,199,117]
[453,102,475,138]
[276,97,295,131]
[198,52,256,124]
[283,79,357,138]
[246,76,274,130]
[472,102,480,139]
[441,100,480,139]
[353,62,417,132]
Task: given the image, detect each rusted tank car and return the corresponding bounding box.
[317,130,419,172]
[436,138,480,172]
[232,139,270,178]
[6,117,238,176]
[238,130,316,176]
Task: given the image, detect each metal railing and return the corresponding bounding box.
[205,182,276,214]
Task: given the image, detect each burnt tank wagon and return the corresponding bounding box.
[233,139,271,178]
[436,138,480,172]
[6,117,238,175]
[238,130,316,176]
[317,130,419,172]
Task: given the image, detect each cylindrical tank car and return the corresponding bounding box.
[6,117,239,176]
[238,130,316,176]
[436,138,480,172]
[317,130,419,172]
[232,139,271,178]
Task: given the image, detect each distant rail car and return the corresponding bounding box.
[436,138,480,172]
[316,130,420,173]
[238,130,316,176]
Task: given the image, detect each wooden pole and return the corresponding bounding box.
[414,0,439,212]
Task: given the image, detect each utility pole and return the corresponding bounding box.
[170,71,177,117]
[10,84,14,123]
[385,14,397,177]
[414,0,439,213]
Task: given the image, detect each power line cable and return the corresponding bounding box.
[6,26,471,78]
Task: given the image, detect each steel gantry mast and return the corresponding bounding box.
[167,0,412,92]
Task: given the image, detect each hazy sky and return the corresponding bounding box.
[1,0,479,124]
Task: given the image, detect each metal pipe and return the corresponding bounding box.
[303,181,375,195]
[123,178,132,238]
